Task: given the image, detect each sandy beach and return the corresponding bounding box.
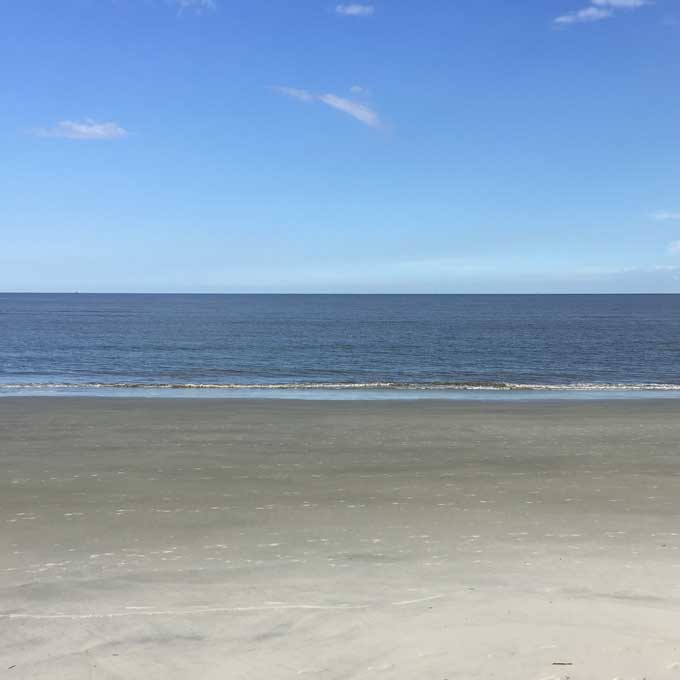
[1,397,679,679]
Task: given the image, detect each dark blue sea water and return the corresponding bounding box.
[1,294,680,399]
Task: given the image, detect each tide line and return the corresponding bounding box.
[1,597,445,620]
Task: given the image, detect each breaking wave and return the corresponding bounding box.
[3,381,680,392]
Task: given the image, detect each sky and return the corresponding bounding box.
[2,0,680,293]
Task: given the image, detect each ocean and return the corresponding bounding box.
[1,293,680,399]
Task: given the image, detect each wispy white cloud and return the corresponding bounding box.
[33,119,129,141]
[669,241,680,255]
[554,0,648,25]
[592,0,646,7]
[318,94,380,127]
[273,86,381,128]
[653,211,680,221]
[272,86,316,103]
[350,85,366,94]
[335,3,375,17]
[554,6,612,24]
[170,0,216,13]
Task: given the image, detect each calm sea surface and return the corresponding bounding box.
[1,294,680,399]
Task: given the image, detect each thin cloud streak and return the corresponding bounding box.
[272,86,315,103]
[554,0,648,25]
[33,119,129,140]
[653,211,680,221]
[335,4,375,16]
[592,0,646,6]
[171,0,216,13]
[273,86,381,128]
[669,241,680,256]
[555,7,612,24]
[318,94,380,127]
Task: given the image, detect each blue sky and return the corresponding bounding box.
[2,0,680,292]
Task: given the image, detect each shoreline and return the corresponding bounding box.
[4,393,680,408]
[3,388,680,402]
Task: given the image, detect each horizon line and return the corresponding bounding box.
[2,291,680,296]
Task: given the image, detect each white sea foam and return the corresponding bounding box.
[2,381,680,391]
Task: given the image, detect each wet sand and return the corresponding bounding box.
[1,397,680,679]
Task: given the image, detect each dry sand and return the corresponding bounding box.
[1,397,680,679]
